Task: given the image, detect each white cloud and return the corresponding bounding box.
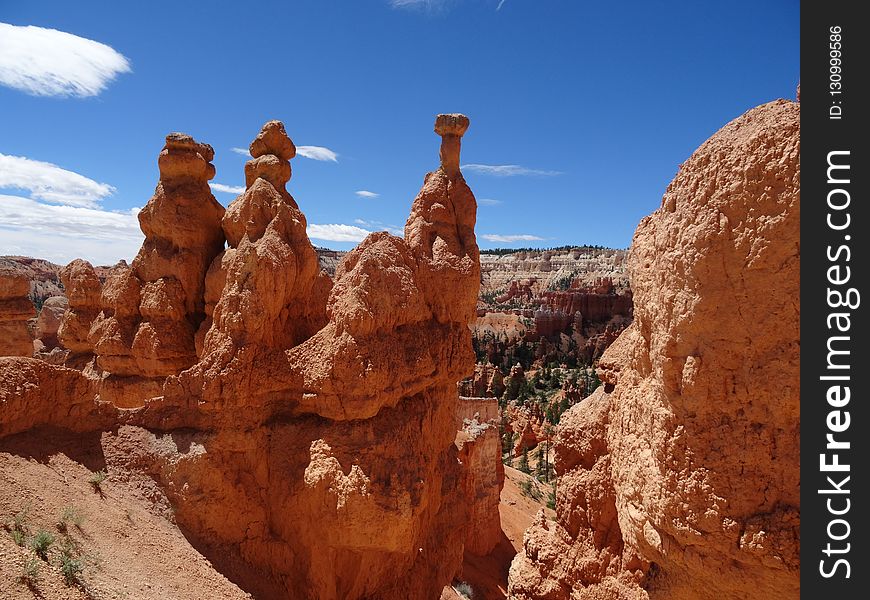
[297,146,339,162]
[231,145,338,162]
[210,182,245,195]
[355,190,379,199]
[307,223,372,243]
[482,234,545,243]
[0,194,143,264]
[0,153,116,208]
[461,164,562,177]
[0,23,130,98]
[478,198,502,206]
[497,0,508,10]
[353,218,403,236]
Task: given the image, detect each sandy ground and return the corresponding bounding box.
[2,428,549,600]
[0,428,249,600]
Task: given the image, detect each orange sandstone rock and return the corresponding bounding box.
[0,269,35,357]
[1,115,484,600]
[509,99,800,600]
[35,295,68,349]
[88,134,226,379]
[58,259,102,361]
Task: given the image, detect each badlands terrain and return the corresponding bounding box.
[1,95,799,599]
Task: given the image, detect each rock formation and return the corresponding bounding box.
[87,133,225,379]
[508,98,800,599]
[34,295,68,348]
[455,396,505,557]
[1,114,482,600]
[0,268,35,356]
[57,259,102,362]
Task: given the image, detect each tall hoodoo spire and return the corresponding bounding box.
[434,113,469,178]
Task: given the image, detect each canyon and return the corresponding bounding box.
[1,93,800,600]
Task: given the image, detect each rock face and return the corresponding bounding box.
[509,99,800,599]
[87,133,226,378]
[455,396,505,557]
[480,249,628,298]
[0,269,35,356]
[35,295,69,348]
[1,115,482,600]
[57,259,102,361]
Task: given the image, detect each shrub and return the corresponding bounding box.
[454,581,474,599]
[57,506,84,532]
[6,505,30,546]
[59,553,85,585]
[30,530,55,560]
[18,556,41,586]
[89,470,107,491]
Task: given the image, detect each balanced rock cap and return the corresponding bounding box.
[434,113,470,137]
[250,120,296,161]
[165,132,215,162]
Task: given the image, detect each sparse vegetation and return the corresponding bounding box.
[453,581,475,599]
[517,446,531,474]
[89,469,108,491]
[6,505,31,546]
[57,536,87,586]
[57,505,85,532]
[18,556,41,586]
[30,529,55,560]
[546,486,556,510]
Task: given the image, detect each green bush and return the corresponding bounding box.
[30,530,54,560]
[89,470,107,491]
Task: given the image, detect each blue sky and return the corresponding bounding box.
[0,0,799,265]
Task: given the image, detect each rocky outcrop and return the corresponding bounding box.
[185,120,331,402]
[455,396,505,557]
[35,295,68,348]
[57,259,102,362]
[88,133,225,379]
[1,114,482,600]
[0,269,35,356]
[509,99,800,599]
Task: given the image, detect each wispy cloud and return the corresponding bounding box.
[231,145,338,162]
[354,218,403,236]
[209,183,245,195]
[307,223,372,243]
[482,233,545,243]
[497,0,508,10]
[297,146,339,162]
[355,190,379,199]
[0,194,142,264]
[0,23,130,98]
[478,198,502,206]
[390,0,436,7]
[0,153,115,208]
[461,164,562,177]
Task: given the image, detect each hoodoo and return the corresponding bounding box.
[1,115,482,600]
